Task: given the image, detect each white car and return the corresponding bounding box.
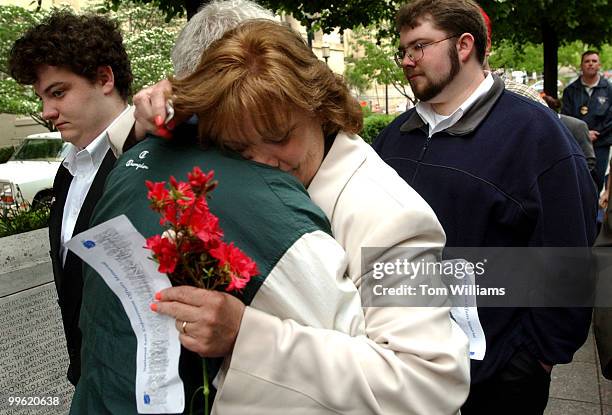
[0,132,70,209]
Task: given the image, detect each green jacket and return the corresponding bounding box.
[71,136,331,414]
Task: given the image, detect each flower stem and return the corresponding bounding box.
[203,358,210,415]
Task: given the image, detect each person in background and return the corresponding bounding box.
[542,94,597,176]
[373,0,597,413]
[593,157,611,381]
[8,11,135,385]
[562,50,612,192]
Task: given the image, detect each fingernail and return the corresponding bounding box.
[166,119,176,130]
[150,303,158,312]
[154,115,164,127]
[155,291,162,301]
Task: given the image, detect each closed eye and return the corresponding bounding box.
[263,130,291,145]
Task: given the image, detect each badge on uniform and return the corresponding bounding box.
[580,105,589,115]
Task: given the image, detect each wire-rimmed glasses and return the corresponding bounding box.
[394,35,459,66]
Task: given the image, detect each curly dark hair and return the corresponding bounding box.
[8,10,133,100]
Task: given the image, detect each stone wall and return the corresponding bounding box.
[0,228,72,414]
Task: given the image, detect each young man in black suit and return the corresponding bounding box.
[8,11,135,385]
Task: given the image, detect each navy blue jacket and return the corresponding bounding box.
[562,76,612,147]
[373,75,598,383]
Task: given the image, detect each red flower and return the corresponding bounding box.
[145,234,179,274]
[162,202,179,226]
[146,180,170,210]
[194,211,223,246]
[210,242,259,292]
[174,182,196,207]
[188,167,215,192]
[177,197,223,245]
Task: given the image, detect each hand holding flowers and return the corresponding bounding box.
[152,286,244,358]
[145,166,259,414]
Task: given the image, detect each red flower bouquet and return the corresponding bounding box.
[145,166,258,292]
[144,166,259,414]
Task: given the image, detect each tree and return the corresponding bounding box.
[105,0,398,29]
[113,0,612,99]
[344,25,414,104]
[0,6,52,129]
[90,1,184,94]
[104,0,207,20]
[0,3,183,130]
[258,0,397,38]
[479,0,612,98]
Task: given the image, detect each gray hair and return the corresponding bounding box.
[171,0,276,78]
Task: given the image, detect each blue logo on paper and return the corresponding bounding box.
[144,394,150,404]
[82,240,96,249]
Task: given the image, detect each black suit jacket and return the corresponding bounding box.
[49,149,116,385]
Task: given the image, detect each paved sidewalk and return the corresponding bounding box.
[546,329,612,415]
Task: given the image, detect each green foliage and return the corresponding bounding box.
[490,40,612,74]
[0,202,50,237]
[361,114,396,144]
[344,25,414,104]
[259,0,399,37]
[343,61,371,96]
[0,6,50,128]
[480,0,612,95]
[89,1,184,93]
[0,6,47,74]
[489,41,543,74]
[480,0,612,48]
[118,0,402,34]
[0,146,15,164]
[107,0,191,21]
[360,104,373,118]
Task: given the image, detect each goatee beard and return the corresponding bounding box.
[410,44,461,102]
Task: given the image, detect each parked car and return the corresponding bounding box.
[0,132,69,209]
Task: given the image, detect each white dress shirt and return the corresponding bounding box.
[416,72,494,137]
[60,105,131,264]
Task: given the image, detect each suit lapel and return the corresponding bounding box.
[49,166,72,261]
[71,149,117,238]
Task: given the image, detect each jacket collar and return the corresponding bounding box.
[400,73,505,136]
[108,105,136,157]
[593,76,609,89]
[569,75,609,91]
[308,131,366,222]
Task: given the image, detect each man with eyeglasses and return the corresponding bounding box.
[374,0,597,413]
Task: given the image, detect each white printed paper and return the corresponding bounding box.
[66,215,184,413]
[444,259,487,361]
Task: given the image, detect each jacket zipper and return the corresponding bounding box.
[411,134,433,183]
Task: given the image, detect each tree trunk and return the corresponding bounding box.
[185,0,210,20]
[542,20,559,99]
